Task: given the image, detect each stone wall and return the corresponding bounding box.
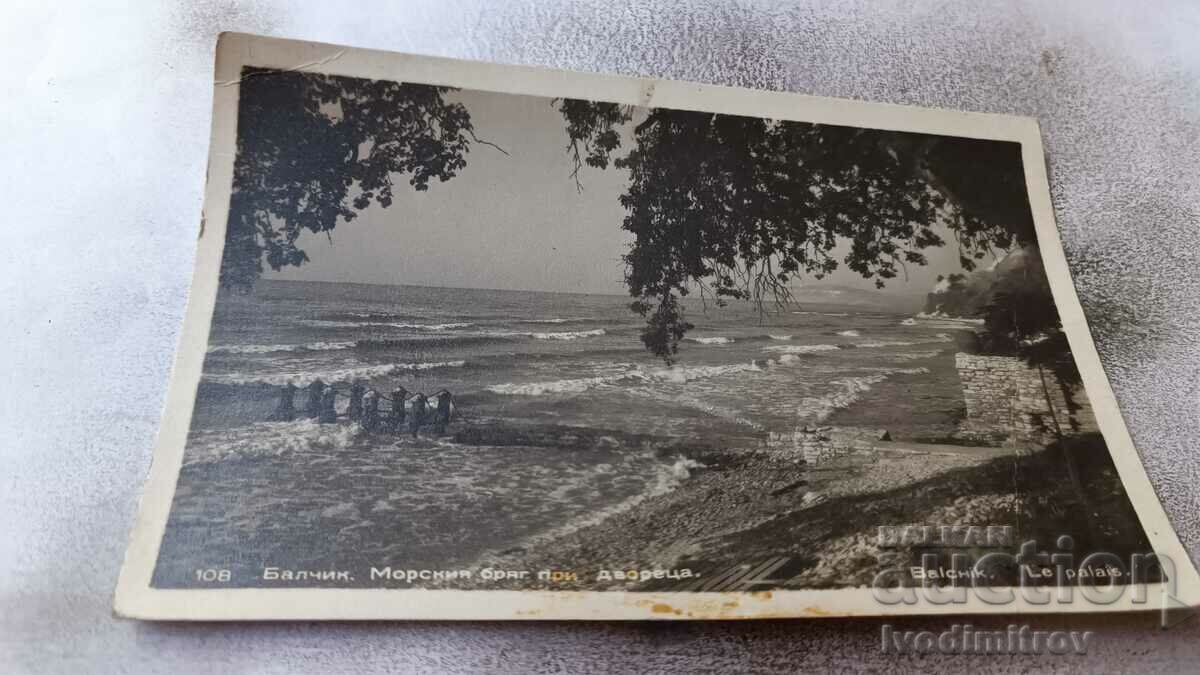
[955,353,1097,445]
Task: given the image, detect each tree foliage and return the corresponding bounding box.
[220,69,1042,364]
[559,102,1036,359]
[978,249,1082,430]
[221,67,475,289]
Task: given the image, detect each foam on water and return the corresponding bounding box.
[204,360,467,386]
[479,454,706,562]
[794,367,930,423]
[686,336,734,345]
[390,321,474,330]
[485,360,765,396]
[518,317,594,324]
[183,419,361,467]
[916,311,985,324]
[763,333,952,352]
[762,343,842,354]
[207,341,357,355]
[529,328,606,340]
[837,330,861,337]
[647,361,763,383]
[300,319,474,330]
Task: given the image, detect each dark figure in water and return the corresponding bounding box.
[348,380,366,421]
[409,393,427,438]
[362,390,381,432]
[269,383,297,421]
[305,379,326,418]
[387,386,408,433]
[433,390,453,434]
[319,385,338,424]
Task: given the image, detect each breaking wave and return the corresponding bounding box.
[203,360,467,386]
[301,319,474,330]
[795,367,930,423]
[915,311,985,324]
[761,343,842,354]
[518,317,595,325]
[529,328,606,341]
[391,322,474,330]
[207,341,356,355]
[485,361,765,396]
[793,311,850,317]
[764,333,951,354]
[478,455,705,563]
[183,419,361,467]
[686,336,734,345]
[837,330,861,337]
[854,333,953,348]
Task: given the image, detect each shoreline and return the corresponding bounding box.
[154,345,1153,591]
[455,345,1151,592]
[460,351,988,588]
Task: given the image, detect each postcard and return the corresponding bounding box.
[114,33,1199,620]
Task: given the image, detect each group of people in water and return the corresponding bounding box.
[269,379,454,437]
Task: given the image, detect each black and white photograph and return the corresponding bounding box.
[114,34,1197,620]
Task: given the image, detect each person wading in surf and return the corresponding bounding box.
[387,386,408,433]
[433,390,453,434]
[305,379,326,418]
[409,392,427,438]
[362,390,381,432]
[319,385,338,424]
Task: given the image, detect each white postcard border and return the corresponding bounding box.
[114,32,1200,620]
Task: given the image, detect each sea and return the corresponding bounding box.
[154,279,970,585]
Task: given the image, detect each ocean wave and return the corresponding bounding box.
[183,419,361,467]
[915,311,985,324]
[206,341,357,355]
[648,361,764,384]
[486,375,623,396]
[854,333,952,348]
[314,311,420,323]
[762,333,951,356]
[900,318,917,326]
[391,322,474,330]
[686,336,734,345]
[768,334,793,341]
[202,360,466,386]
[485,360,764,396]
[299,319,369,328]
[793,310,850,317]
[356,335,517,350]
[837,330,861,337]
[477,454,703,563]
[890,350,945,362]
[301,319,474,330]
[795,367,930,423]
[761,343,842,354]
[518,317,595,324]
[529,328,606,341]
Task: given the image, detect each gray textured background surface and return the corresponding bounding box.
[2,0,1199,672]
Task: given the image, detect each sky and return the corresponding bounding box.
[266,87,975,298]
